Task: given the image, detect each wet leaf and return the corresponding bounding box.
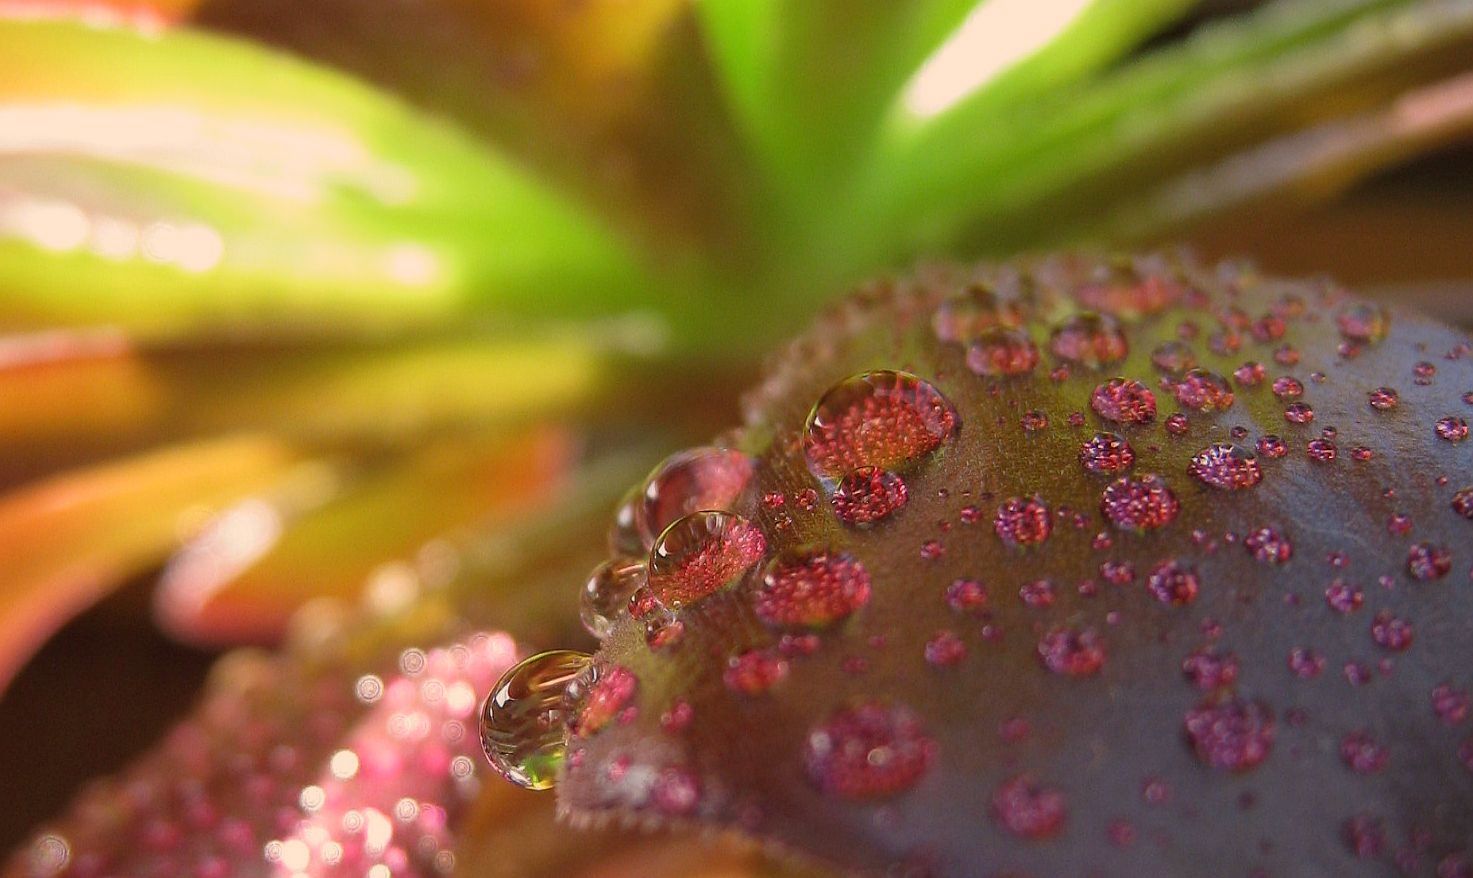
[560,253,1473,874]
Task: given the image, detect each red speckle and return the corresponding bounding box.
[756,550,871,629]
[991,775,1067,839]
[1183,698,1275,772]
[1090,378,1157,424]
[803,703,937,801]
[651,766,701,815]
[570,666,638,737]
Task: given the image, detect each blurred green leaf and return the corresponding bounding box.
[866,0,1473,256]
[0,18,658,341]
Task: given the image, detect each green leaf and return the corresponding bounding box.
[866,0,1473,257]
[0,18,655,341]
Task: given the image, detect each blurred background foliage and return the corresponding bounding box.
[1,0,1471,872]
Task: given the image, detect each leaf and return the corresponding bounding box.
[154,428,574,646]
[190,0,759,262]
[0,434,303,694]
[865,0,1473,258]
[557,253,1473,873]
[0,17,657,342]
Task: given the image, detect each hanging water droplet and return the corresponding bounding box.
[647,511,765,609]
[479,650,592,791]
[803,370,957,481]
[579,557,646,640]
[637,447,757,545]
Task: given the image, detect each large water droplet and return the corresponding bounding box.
[756,549,871,629]
[648,511,766,608]
[1188,443,1262,490]
[803,702,936,801]
[803,370,957,480]
[1090,378,1156,424]
[637,447,756,545]
[1101,475,1180,531]
[579,557,646,640]
[479,650,591,790]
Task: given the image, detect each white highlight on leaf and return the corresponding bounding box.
[903,0,1097,118]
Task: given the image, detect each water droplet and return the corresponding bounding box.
[945,578,989,613]
[966,328,1040,377]
[723,650,789,695]
[803,371,957,480]
[803,702,937,801]
[994,496,1052,546]
[924,630,968,668]
[1407,542,1451,580]
[1271,376,1303,400]
[831,466,909,526]
[1452,487,1473,519]
[1288,647,1325,679]
[1101,474,1180,531]
[637,447,756,544]
[1432,684,1469,725]
[1234,361,1266,386]
[991,775,1067,839]
[1283,401,1315,424]
[1151,341,1197,374]
[1090,378,1156,424]
[579,557,646,640]
[1019,578,1056,608]
[1037,627,1105,676]
[1188,443,1262,490]
[1325,579,1364,614]
[1244,527,1292,564]
[1370,611,1413,651]
[1336,304,1389,343]
[1079,432,1135,475]
[756,549,871,629]
[1183,648,1239,691]
[1020,409,1049,431]
[479,650,592,790]
[1256,434,1287,458]
[1436,416,1469,442]
[647,511,765,608]
[1368,387,1399,411]
[1183,698,1275,772]
[1173,369,1235,412]
[1147,559,1199,605]
[933,284,1024,342]
[1050,313,1128,367]
[1307,438,1338,462]
[1339,730,1389,774]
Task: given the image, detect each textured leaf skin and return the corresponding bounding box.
[561,253,1473,876]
